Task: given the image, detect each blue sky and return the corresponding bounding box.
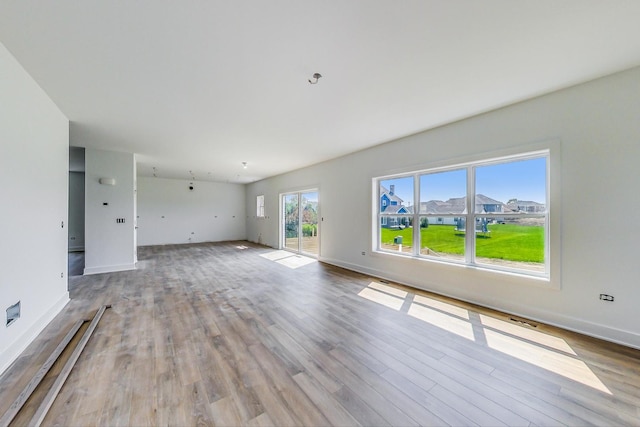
[301,191,318,203]
[381,157,546,205]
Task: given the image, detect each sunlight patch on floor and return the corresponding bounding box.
[484,328,611,394]
[259,250,317,269]
[358,287,405,310]
[414,294,470,320]
[259,250,294,261]
[276,255,316,269]
[480,314,576,355]
[408,302,475,341]
[356,282,612,394]
[368,282,408,298]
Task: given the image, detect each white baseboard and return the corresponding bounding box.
[0,293,70,376]
[319,256,640,350]
[84,263,136,275]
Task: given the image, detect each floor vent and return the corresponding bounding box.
[509,316,537,328]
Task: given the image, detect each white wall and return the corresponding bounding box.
[246,66,640,349]
[68,171,85,251]
[137,177,246,246]
[84,149,136,274]
[0,42,69,374]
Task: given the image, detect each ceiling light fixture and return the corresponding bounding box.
[242,162,248,169]
[308,73,322,84]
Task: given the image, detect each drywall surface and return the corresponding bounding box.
[84,149,136,274]
[68,171,85,251]
[246,66,640,348]
[137,177,246,246]
[0,42,69,374]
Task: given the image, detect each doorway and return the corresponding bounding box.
[282,190,319,256]
[68,147,85,276]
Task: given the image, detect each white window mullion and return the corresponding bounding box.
[377,182,382,251]
[545,155,551,276]
[466,165,475,264]
[298,193,303,253]
[413,174,420,256]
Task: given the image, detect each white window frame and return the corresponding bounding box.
[374,148,554,281]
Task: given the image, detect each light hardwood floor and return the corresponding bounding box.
[1,241,639,426]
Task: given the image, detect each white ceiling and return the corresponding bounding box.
[2,1,640,183]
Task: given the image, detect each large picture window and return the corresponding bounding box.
[375,150,549,277]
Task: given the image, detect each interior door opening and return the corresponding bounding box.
[282,190,319,257]
[68,147,85,277]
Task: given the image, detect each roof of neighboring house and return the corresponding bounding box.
[382,205,409,214]
[419,200,463,214]
[380,185,404,204]
[418,194,516,214]
[475,194,504,205]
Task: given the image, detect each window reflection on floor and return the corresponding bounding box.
[357,281,612,395]
[358,285,405,310]
[259,250,317,269]
[408,302,475,341]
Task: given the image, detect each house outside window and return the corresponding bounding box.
[379,178,413,253]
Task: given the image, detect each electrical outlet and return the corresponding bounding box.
[599,294,614,302]
[361,251,366,256]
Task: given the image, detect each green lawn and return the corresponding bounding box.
[381,224,544,263]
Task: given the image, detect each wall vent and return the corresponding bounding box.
[6,301,20,327]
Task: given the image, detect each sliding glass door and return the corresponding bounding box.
[282,190,319,256]
[301,191,319,255]
[283,194,299,251]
